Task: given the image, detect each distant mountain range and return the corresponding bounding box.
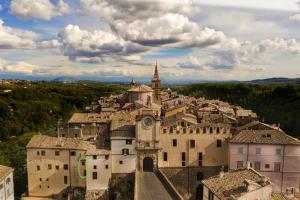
[247,78,300,84]
[50,77,300,84]
[52,76,78,83]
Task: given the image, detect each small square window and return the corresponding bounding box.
[70,151,76,156]
[119,160,123,165]
[48,164,52,170]
[105,155,109,160]
[93,155,97,159]
[56,165,59,170]
[237,161,244,168]
[126,139,132,145]
[105,164,109,169]
[182,162,186,167]
[81,161,85,166]
[55,151,60,156]
[37,165,40,171]
[39,178,42,181]
[172,139,177,147]
[274,163,281,172]
[63,164,68,170]
[190,140,195,148]
[265,164,270,168]
[37,151,40,156]
[93,172,97,180]
[217,140,222,147]
[41,151,46,156]
[181,152,186,161]
[238,147,244,154]
[93,165,97,169]
[163,152,168,161]
[256,148,261,155]
[276,149,282,156]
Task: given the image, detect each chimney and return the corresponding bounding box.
[246,161,251,169]
[219,166,225,178]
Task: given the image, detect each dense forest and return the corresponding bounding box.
[0,81,299,199]
[0,81,127,198]
[175,83,300,138]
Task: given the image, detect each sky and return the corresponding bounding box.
[0,0,300,82]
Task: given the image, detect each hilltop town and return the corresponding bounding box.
[1,63,300,200]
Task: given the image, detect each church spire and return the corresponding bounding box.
[153,61,159,79]
[152,61,161,104]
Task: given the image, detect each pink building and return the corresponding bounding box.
[229,129,300,193]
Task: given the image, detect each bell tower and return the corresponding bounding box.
[151,61,161,104]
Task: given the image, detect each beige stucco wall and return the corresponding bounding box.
[229,143,300,193]
[158,126,231,168]
[0,172,14,200]
[111,139,137,173]
[27,148,86,197]
[86,154,111,190]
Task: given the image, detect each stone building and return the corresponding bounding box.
[229,129,300,193]
[25,62,300,199]
[26,135,110,198]
[201,167,272,200]
[0,165,14,200]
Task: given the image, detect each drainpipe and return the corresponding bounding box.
[281,145,286,193]
[246,143,249,163]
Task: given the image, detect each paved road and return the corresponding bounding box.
[138,172,173,200]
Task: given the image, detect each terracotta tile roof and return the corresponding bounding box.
[128,84,153,92]
[202,168,271,199]
[0,165,13,181]
[68,113,110,124]
[236,121,281,132]
[110,112,136,138]
[272,192,300,200]
[230,130,300,145]
[26,135,95,150]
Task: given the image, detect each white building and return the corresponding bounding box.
[0,165,14,200]
[86,149,111,191]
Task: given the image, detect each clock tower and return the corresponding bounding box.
[135,110,161,172]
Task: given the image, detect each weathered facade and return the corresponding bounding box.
[0,165,14,200]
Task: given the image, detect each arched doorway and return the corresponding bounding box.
[196,184,203,200]
[143,157,154,172]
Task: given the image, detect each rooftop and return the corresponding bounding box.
[110,112,136,138]
[68,113,110,124]
[26,135,96,150]
[202,168,271,199]
[0,165,13,181]
[230,129,300,145]
[128,84,153,93]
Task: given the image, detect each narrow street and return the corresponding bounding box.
[138,172,173,200]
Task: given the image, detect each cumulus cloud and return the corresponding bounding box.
[11,0,70,20]
[58,24,149,61]
[0,58,38,75]
[0,19,37,49]
[112,13,227,48]
[80,0,199,21]
[38,39,62,49]
[79,0,227,48]
[289,13,300,21]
